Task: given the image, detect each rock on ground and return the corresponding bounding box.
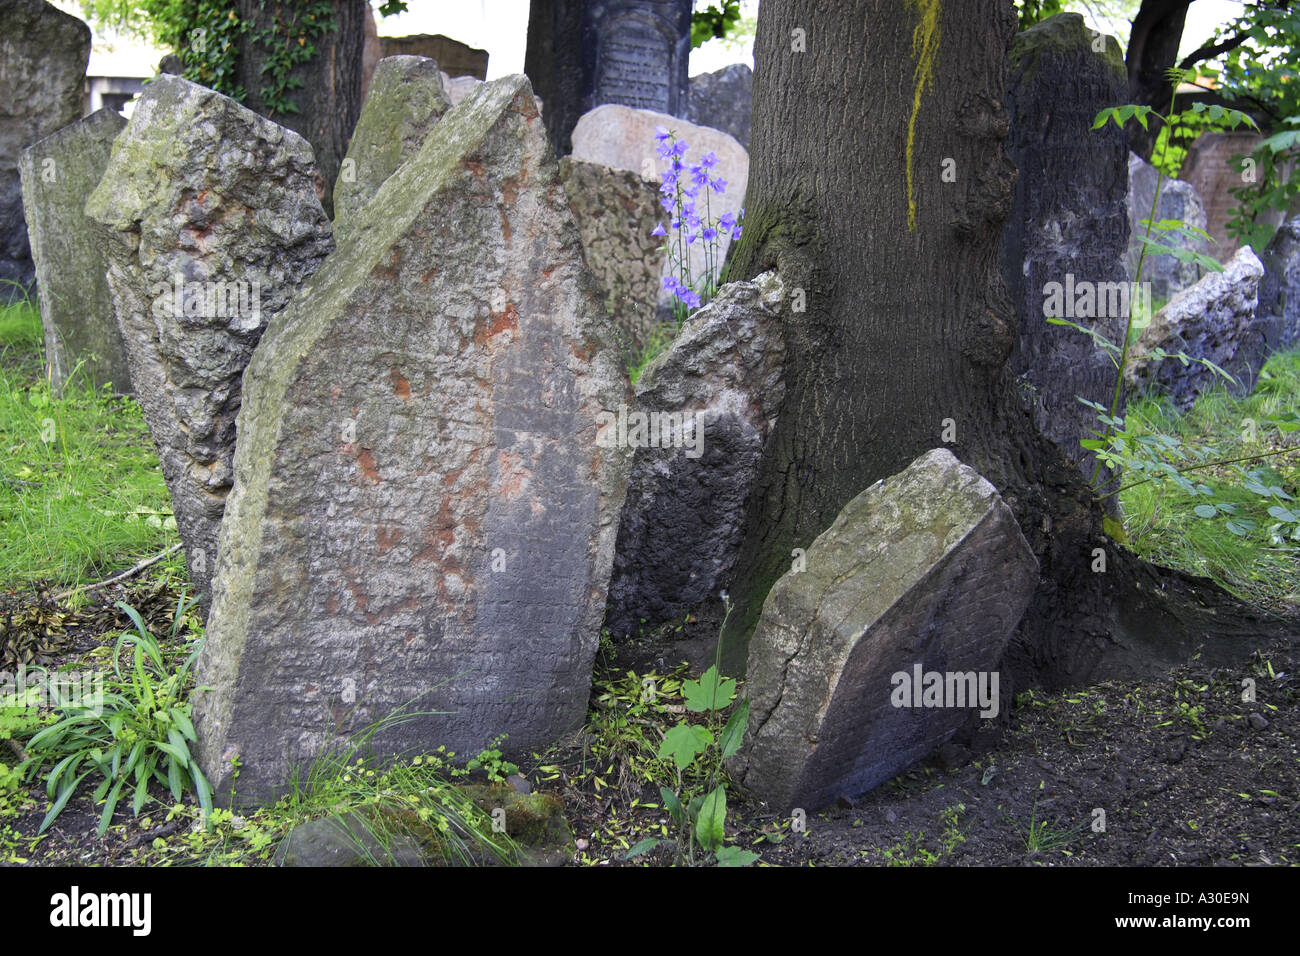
[84,76,334,610]
[20,108,130,394]
[0,0,91,301]
[334,56,451,240]
[1126,246,1267,408]
[604,272,786,638]
[193,75,632,804]
[733,448,1038,812]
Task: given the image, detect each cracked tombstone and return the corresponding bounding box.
[84,76,334,611]
[732,449,1038,812]
[192,75,633,803]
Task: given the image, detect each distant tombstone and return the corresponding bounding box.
[378,34,489,79]
[685,63,753,149]
[1002,13,1130,485]
[1258,215,1300,348]
[525,0,692,157]
[0,0,91,303]
[19,108,130,395]
[1127,152,1210,303]
[1179,132,1279,263]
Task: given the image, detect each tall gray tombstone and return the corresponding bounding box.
[0,0,91,302]
[525,0,692,157]
[1002,13,1131,486]
[20,108,131,395]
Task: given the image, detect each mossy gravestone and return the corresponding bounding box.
[85,76,334,611]
[733,449,1038,812]
[20,108,129,395]
[193,75,632,803]
[1002,13,1130,484]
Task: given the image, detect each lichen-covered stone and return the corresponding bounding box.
[1003,13,1130,484]
[334,56,451,240]
[733,449,1038,812]
[559,156,665,350]
[0,0,91,301]
[1126,245,1267,408]
[20,108,129,394]
[193,75,632,804]
[604,273,785,637]
[84,76,334,609]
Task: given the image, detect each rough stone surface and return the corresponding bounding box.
[558,156,665,350]
[0,0,91,302]
[379,34,489,79]
[685,63,752,149]
[334,56,451,241]
[1127,152,1211,302]
[19,108,130,394]
[733,448,1039,812]
[1126,246,1267,408]
[605,273,785,638]
[571,104,747,301]
[84,76,334,610]
[193,75,633,804]
[1258,215,1300,349]
[1003,14,1131,483]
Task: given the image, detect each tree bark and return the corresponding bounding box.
[236,0,367,216]
[720,0,1296,690]
[1125,0,1189,158]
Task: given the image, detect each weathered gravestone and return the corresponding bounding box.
[1258,215,1300,349]
[334,56,451,241]
[1179,132,1283,263]
[571,105,747,304]
[685,63,752,150]
[604,273,785,638]
[379,34,489,80]
[85,76,334,610]
[1126,246,1267,408]
[558,156,665,350]
[733,448,1039,812]
[193,75,633,802]
[525,0,692,157]
[1003,13,1131,484]
[19,108,130,395]
[1127,152,1210,302]
[0,0,91,303]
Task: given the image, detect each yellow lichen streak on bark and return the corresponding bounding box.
[905,0,940,231]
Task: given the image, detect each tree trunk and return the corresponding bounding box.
[1124,0,1190,159]
[236,0,367,216]
[720,0,1296,690]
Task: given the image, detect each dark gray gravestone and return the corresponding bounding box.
[525,0,691,157]
[19,108,130,395]
[1002,13,1130,485]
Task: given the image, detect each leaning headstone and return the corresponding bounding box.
[1003,13,1131,484]
[1126,246,1267,408]
[604,273,786,638]
[0,0,91,302]
[571,105,747,301]
[192,75,632,803]
[1258,215,1300,349]
[379,34,489,80]
[19,108,130,395]
[1127,152,1210,302]
[84,76,334,610]
[732,448,1039,812]
[525,0,692,157]
[558,156,665,349]
[685,63,753,150]
[334,56,451,240]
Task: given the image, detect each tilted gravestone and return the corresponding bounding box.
[733,449,1039,812]
[334,56,451,241]
[525,0,692,157]
[1127,152,1210,303]
[0,0,91,302]
[1003,13,1130,484]
[379,34,489,80]
[685,63,753,150]
[604,273,786,638]
[1258,215,1300,349]
[85,76,334,611]
[20,108,130,395]
[192,75,633,803]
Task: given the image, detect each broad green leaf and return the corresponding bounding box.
[719,700,750,759]
[657,723,713,770]
[660,786,685,823]
[624,838,660,860]
[696,785,727,851]
[683,666,737,712]
[715,844,760,867]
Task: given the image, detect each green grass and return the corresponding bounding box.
[1119,349,1300,610]
[0,298,178,590]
